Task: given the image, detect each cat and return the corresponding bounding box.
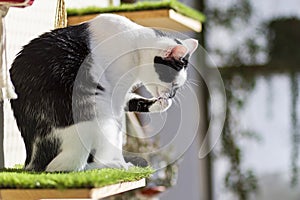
[10,14,198,172]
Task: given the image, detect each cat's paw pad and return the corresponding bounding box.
[149,98,172,112]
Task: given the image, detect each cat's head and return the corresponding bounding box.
[140,38,198,100]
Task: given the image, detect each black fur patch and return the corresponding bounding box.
[154,56,187,83]
[126,98,156,112]
[152,28,168,37]
[95,84,105,95]
[26,137,62,172]
[169,87,178,98]
[10,23,99,170]
[87,149,96,163]
[174,38,182,44]
[97,84,105,91]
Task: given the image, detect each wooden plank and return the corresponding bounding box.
[67,14,98,25]
[168,9,201,32]
[90,178,145,199]
[67,9,202,32]
[0,178,145,200]
[0,189,90,200]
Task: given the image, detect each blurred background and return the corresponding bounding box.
[197,0,300,199]
[0,0,299,200]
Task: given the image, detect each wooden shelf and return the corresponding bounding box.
[0,178,145,200]
[67,9,202,32]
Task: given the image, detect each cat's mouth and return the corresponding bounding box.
[156,87,177,99]
[168,89,176,98]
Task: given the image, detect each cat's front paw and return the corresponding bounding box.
[149,97,172,113]
[85,161,133,170]
[106,161,134,170]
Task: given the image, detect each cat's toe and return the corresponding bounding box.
[108,161,133,169]
[123,162,134,170]
[85,160,134,170]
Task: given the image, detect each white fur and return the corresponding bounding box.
[46,119,128,171]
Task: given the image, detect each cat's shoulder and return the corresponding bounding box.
[88,14,142,31]
[91,14,133,25]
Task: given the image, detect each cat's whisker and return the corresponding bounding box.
[188,78,201,84]
[182,84,189,91]
[186,84,192,91]
[186,80,200,87]
[159,110,164,119]
[176,90,185,98]
[188,82,200,87]
[186,82,197,93]
[173,97,180,108]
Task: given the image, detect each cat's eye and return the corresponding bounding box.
[179,57,188,65]
[172,83,179,87]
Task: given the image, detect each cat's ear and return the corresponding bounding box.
[165,39,198,60]
[166,45,188,60]
[183,38,198,55]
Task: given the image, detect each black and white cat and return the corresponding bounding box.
[10,14,198,172]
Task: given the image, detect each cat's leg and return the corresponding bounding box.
[45,123,93,172]
[84,118,132,170]
[46,146,89,172]
[25,136,62,172]
[124,93,172,113]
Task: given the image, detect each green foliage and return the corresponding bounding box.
[205,0,266,66]
[207,0,300,198]
[67,0,205,22]
[220,73,258,200]
[225,170,257,200]
[0,167,153,189]
[206,0,252,29]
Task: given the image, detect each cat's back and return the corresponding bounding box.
[10,23,91,93]
[87,14,143,48]
[10,14,142,92]
[89,14,142,34]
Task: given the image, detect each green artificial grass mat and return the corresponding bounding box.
[0,167,153,189]
[67,0,205,23]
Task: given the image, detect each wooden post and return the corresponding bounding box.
[0,101,4,168]
[196,0,213,200]
[0,6,7,169]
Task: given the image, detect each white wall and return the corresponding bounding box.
[4,0,57,167]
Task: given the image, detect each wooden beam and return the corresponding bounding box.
[217,65,300,77]
[67,9,202,32]
[0,178,145,200]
